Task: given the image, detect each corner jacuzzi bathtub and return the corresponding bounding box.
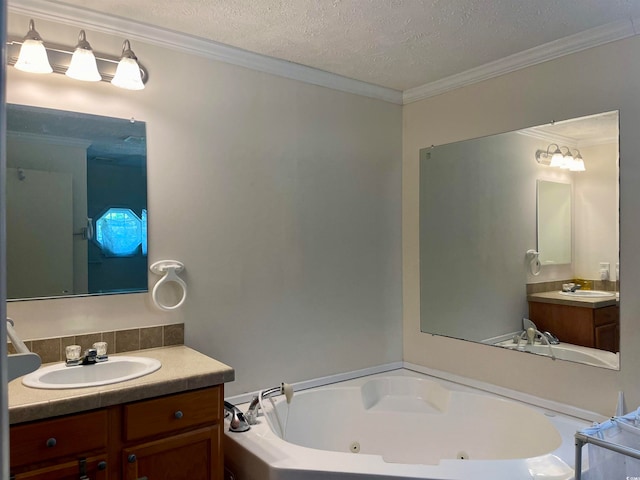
[224,369,591,480]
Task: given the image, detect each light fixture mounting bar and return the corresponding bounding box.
[6,37,148,84]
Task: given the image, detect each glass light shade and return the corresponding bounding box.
[66,48,101,81]
[550,152,564,167]
[15,39,53,74]
[570,156,586,172]
[111,57,144,90]
[560,153,573,169]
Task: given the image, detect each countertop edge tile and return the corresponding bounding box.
[527,291,618,308]
[9,345,234,424]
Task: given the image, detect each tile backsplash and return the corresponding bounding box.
[8,323,184,364]
[526,279,618,294]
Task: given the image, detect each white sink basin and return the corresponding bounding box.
[22,356,161,389]
[558,290,616,298]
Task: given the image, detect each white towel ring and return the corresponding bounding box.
[150,260,187,311]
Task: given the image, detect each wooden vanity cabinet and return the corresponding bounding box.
[10,385,224,480]
[528,301,619,352]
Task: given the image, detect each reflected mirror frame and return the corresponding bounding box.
[5,104,148,301]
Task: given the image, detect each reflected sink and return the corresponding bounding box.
[22,356,161,389]
[558,290,616,298]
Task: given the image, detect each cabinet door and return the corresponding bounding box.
[595,323,619,352]
[123,426,220,480]
[11,455,108,480]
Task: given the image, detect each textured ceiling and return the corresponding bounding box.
[32,0,640,91]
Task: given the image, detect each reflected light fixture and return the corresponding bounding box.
[14,19,52,74]
[65,30,101,81]
[7,19,148,90]
[111,40,144,90]
[535,143,586,172]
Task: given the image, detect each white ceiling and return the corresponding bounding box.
[41,0,640,93]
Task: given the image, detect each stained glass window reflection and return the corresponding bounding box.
[95,207,146,256]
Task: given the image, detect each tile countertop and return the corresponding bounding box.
[527,291,619,309]
[8,345,234,424]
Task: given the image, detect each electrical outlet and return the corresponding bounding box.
[599,262,610,281]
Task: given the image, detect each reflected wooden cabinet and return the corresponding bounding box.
[528,302,619,352]
[10,386,223,480]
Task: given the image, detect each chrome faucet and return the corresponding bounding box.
[66,348,98,367]
[517,327,556,360]
[82,348,98,365]
[245,383,294,425]
[224,401,250,433]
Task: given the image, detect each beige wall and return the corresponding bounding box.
[404,36,640,416]
[6,13,403,396]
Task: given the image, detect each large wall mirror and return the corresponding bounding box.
[420,110,619,370]
[6,104,148,300]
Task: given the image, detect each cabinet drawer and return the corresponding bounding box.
[10,410,108,469]
[123,386,222,442]
[594,305,619,326]
[11,454,108,480]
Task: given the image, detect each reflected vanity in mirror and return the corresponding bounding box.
[419,110,619,369]
[6,104,148,300]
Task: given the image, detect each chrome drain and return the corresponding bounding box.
[349,441,361,453]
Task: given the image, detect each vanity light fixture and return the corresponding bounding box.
[14,19,52,74]
[7,19,148,90]
[535,143,586,172]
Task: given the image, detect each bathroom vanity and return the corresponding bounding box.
[527,292,619,353]
[8,346,234,480]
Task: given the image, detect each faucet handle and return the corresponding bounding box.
[526,327,536,344]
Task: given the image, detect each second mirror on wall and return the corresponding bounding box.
[419,110,619,370]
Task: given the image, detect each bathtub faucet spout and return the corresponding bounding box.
[246,383,294,425]
[224,401,251,433]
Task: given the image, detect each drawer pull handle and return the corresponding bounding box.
[128,454,137,463]
[98,461,107,471]
[174,410,184,419]
[46,437,57,448]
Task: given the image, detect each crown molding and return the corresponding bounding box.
[403,17,640,105]
[8,0,404,105]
